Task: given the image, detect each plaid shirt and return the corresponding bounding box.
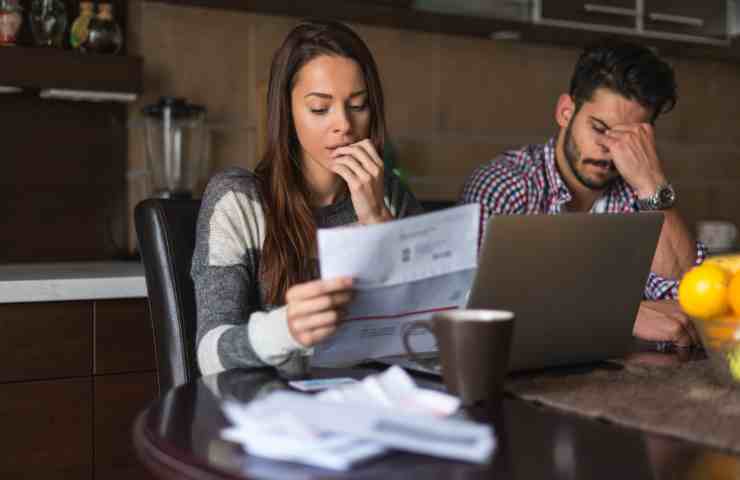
[460,138,706,300]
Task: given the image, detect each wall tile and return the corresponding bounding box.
[437,36,576,137]
[354,24,442,136]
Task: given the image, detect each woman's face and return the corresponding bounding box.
[290,55,371,179]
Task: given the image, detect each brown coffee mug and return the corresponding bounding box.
[402,309,515,405]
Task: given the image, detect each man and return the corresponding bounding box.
[460,39,705,348]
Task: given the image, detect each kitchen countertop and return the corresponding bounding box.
[0,261,147,303]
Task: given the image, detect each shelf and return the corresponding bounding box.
[0,46,142,94]
[143,0,740,63]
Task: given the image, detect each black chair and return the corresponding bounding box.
[135,198,201,395]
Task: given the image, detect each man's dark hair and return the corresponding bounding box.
[569,39,677,123]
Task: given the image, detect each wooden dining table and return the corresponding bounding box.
[133,344,740,479]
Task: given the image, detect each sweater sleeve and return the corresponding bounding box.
[191,169,310,377]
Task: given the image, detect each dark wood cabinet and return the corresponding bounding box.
[540,0,729,41]
[541,0,637,29]
[644,0,726,40]
[0,302,92,383]
[94,299,156,375]
[0,95,129,262]
[0,378,93,479]
[0,45,142,263]
[94,372,158,480]
[0,297,157,480]
[0,46,142,93]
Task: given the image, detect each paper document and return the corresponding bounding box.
[313,204,479,366]
[232,390,493,464]
[221,367,492,471]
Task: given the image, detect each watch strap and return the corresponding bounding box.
[637,183,675,211]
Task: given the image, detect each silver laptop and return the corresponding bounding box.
[380,212,664,374]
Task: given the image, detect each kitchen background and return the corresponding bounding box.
[0,3,738,477]
[1,1,738,260]
[125,1,740,254]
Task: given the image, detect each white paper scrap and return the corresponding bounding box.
[221,367,478,470]
[316,366,460,416]
[241,390,495,464]
[221,405,385,471]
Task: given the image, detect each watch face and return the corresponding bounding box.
[659,186,675,206]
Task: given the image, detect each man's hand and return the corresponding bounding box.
[633,299,700,347]
[603,123,667,199]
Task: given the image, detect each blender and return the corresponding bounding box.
[142,97,207,198]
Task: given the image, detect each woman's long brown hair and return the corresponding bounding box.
[255,20,387,305]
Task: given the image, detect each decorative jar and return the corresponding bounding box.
[69,1,93,50]
[0,0,23,46]
[82,3,122,54]
[30,0,68,48]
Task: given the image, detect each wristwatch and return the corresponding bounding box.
[636,183,676,211]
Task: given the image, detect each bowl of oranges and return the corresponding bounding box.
[679,254,740,386]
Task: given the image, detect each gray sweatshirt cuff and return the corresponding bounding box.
[248,306,313,365]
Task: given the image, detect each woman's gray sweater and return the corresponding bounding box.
[191,167,422,377]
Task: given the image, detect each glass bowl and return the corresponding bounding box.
[692,315,740,387]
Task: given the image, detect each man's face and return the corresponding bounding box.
[559,88,652,191]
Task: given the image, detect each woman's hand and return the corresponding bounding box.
[286,276,354,347]
[330,139,392,224]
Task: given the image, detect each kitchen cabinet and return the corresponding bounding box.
[0,379,92,478]
[0,46,142,263]
[0,302,91,383]
[94,371,158,480]
[537,0,730,44]
[145,0,740,63]
[644,0,726,40]
[0,46,142,94]
[0,36,142,263]
[0,298,157,480]
[540,0,637,30]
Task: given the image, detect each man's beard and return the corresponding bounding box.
[563,121,617,191]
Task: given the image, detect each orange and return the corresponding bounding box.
[686,452,740,480]
[730,272,740,316]
[678,263,731,320]
[706,254,740,275]
[704,316,740,346]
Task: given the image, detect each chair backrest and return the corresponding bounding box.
[135,198,201,394]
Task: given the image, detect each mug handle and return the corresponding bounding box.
[401,320,435,365]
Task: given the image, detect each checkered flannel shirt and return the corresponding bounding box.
[460,138,706,300]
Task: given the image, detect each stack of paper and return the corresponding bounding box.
[221,367,496,471]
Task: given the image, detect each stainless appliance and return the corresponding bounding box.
[142,97,207,198]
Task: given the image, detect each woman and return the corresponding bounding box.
[192,20,422,377]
